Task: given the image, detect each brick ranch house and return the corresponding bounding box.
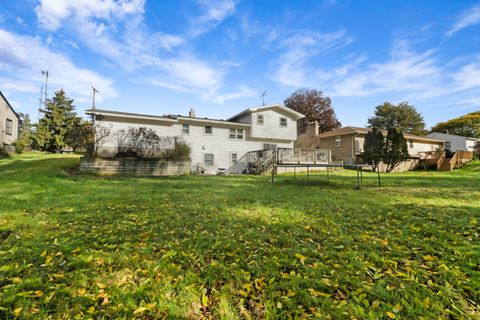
[296,123,446,172]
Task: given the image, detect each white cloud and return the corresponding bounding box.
[34,0,235,102]
[272,29,355,87]
[208,85,256,104]
[191,0,237,36]
[0,80,38,93]
[452,58,480,90]
[0,29,117,104]
[446,4,480,36]
[331,40,441,97]
[35,0,145,31]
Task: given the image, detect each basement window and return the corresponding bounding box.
[204,153,214,166]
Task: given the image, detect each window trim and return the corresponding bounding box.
[228,128,244,140]
[181,123,190,135]
[5,119,13,136]
[334,136,342,148]
[279,117,287,127]
[204,125,213,135]
[257,114,264,125]
[230,152,238,166]
[204,153,214,166]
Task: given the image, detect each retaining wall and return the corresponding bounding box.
[80,157,191,176]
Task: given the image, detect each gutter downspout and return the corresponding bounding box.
[352,133,360,164]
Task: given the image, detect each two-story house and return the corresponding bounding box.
[87,104,304,174]
[0,91,20,149]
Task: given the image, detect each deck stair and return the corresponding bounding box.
[419,150,474,171]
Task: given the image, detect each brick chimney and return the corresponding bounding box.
[305,120,319,136]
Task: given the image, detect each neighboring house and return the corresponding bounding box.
[297,124,445,169]
[0,91,20,146]
[426,132,479,152]
[87,104,304,174]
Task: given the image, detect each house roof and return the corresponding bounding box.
[0,91,20,119]
[317,126,445,143]
[427,132,480,141]
[86,108,250,127]
[227,104,305,121]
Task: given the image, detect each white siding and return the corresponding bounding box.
[250,109,297,141]
[407,141,442,155]
[0,96,18,145]
[427,132,477,152]
[355,136,443,156]
[97,116,294,175]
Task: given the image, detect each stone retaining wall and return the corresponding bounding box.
[80,157,191,176]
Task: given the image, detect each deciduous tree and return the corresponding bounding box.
[284,88,341,134]
[368,102,426,135]
[431,111,480,138]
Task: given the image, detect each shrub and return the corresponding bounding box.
[116,127,190,160]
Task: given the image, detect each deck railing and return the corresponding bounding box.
[276,148,331,165]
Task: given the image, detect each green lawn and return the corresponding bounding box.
[0,154,479,319]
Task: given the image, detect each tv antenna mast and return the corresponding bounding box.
[37,69,49,121]
[260,90,267,106]
[41,70,48,106]
[91,86,99,110]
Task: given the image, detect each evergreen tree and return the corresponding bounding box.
[14,113,33,153]
[363,127,384,169]
[35,89,80,152]
[383,127,409,172]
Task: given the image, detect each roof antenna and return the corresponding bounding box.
[92,86,99,110]
[260,90,267,106]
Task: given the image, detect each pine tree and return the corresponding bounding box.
[383,127,409,172]
[35,89,80,152]
[363,127,384,169]
[14,113,33,153]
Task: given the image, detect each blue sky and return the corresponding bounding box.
[0,1,479,128]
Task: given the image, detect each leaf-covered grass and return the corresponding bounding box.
[0,154,479,319]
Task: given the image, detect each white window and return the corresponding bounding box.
[204,153,214,166]
[229,129,236,139]
[257,114,264,125]
[230,153,238,165]
[204,126,212,135]
[280,117,287,127]
[229,128,244,140]
[182,124,189,135]
[409,141,414,148]
[263,143,277,151]
[236,129,244,140]
[5,119,12,135]
[335,136,342,147]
